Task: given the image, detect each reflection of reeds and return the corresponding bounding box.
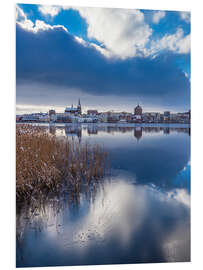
[16,125,109,203]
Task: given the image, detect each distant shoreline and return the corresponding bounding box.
[16,122,190,128]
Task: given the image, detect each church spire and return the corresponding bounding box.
[77,98,81,114]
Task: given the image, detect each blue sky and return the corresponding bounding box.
[16,4,190,114]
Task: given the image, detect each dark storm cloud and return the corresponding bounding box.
[16,24,190,108]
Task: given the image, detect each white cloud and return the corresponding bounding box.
[74,36,111,58]
[152,11,165,24]
[16,5,67,33]
[38,5,61,18]
[16,5,190,59]
[16,5,26,21]
[150,28,190,55]
[74,36,86,46]
[69,7,190,59]
[17,19,34,31]
[90,43,111,58]
[176,33,190,53]
[168,188,190,208]
[16,5,108,57]
[17,19,68,33]
[35,20,68,32]
[71,7,152,59]
[180,11,190,23]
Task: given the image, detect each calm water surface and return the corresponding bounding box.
[16,124,190,267]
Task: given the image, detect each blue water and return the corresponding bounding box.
[16,124,190,267]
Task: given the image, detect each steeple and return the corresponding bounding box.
[77,98,82,114]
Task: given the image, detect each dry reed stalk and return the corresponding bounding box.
[16,124,109,203]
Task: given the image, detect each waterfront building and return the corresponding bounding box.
[163,111,170,122]
[65,98,82,115]
[97,113,108,122]
[177,112,190,123]
[21,114,40,122]
[119,112,132,122]
[106,111,119,123]
[134,104,143,115]
[164,111,170,117]
[170,113,179,123]
[77,98,82,115]
[56,113,71,123]
[65,105,79,114]
[142,112,161,123]
[49,109,56,116]
[49,110,56,122]
[38,114,49,122]
[133,104,143,123]
[87,110,98,116]
[16,101,190,124]
[188,110,191,121]
[16,115,22,122]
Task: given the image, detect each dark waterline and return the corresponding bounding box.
[16,123,190,267]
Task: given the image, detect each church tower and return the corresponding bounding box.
[77,98,82,114]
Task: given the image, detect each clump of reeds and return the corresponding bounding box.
[16,124,109,203]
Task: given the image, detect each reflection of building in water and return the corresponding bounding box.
[118,127,134,133]
[85,125,190,137]
[87,125,98,135]
[49,124,56,135]
[163,127,170,135]
[143,127,162,133]
[65,125,82,143]
[142,127,190,136]
[134,127,142,141]
[107,126,115,134]
[133,126,192,138]
[55,125,190,140]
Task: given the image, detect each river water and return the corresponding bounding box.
[16,123,190,267]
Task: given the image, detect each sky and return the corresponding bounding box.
[16,4,190,114]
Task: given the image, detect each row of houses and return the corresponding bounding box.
[16,102,190,124]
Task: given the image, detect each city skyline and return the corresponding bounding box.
[16,99,190,125]
[16,4,190,115]
[16,98,190,115]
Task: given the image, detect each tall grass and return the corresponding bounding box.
[16,125,109,203]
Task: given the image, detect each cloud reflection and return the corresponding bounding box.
[17,178,190,266]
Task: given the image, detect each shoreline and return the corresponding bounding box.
[16,122,191,128]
